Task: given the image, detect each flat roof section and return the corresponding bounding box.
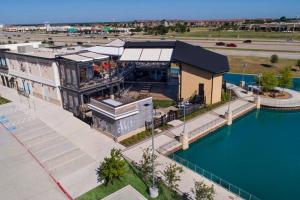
[61,54,93,62]
[102,99,123,107]
[79,52,109,60]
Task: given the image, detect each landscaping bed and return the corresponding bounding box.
[153,99,176,108]
[76,161,183,200]
[0,97,10,105]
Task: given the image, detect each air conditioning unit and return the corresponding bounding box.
[17,45,34,53]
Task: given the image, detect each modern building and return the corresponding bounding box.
[89,97,153,141]
[0,49,11,88]
[120,41,229,104]
[2,43,82,105]
[56,44,127,117]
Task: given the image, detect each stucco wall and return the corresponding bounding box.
[180,63,222,104]
[92,98,153,137]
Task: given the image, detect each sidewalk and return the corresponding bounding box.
[0,86,123,198]
[123,134,241,200]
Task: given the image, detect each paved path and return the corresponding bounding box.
[0,104,67,200]
[123,134,241,200]
[227,83,300,108]
[0,86,123,199]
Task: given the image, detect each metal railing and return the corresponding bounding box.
[232,103,255,115]
[188,118,225,139]
[170,154,261,200]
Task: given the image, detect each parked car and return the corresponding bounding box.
[243,40,252,44]
[226,43,237,47]
[216,42,226,46]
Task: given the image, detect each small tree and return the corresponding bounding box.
[96,148,126,185]
[163,163,183,190]
[139,147,159,181]
[278,67,293,92]
[296,60,300,67]
[270,54,279,64]
[260,72,278,92]
[192,181,215,200]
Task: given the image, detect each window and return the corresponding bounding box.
[72,70,77,85]
[66,68,71,83]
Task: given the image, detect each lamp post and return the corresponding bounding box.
[180,100,189,150]
[143,102,158,198]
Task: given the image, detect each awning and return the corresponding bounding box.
[120,48,173,62]
[120,48,142,61]
[159,49,173,61]
[139,49,161,61]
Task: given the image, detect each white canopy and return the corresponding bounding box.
[84,46,124,56]
[120,48,173,62]
[120,48,143,61]
[105,39,125,47]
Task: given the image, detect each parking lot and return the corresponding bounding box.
[0,103,98,199]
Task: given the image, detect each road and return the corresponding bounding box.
[1,31,300,59]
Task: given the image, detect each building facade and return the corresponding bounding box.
[89,97,153,140]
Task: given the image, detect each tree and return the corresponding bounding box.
[96,148,126,185]
[192,181,215,200]
[278,67,293,92]
[296,60,300,67]
[270,54,279,64]
[139,147,159,181]
[260,72,278,91]
[163,163,183,190]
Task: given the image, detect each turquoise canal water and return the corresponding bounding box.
[173,74,300,200]
[223,73,300,91]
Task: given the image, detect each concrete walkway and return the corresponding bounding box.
[0,86,123,199]
[123,134,241,200]
[227,83,300,108]
[123,98,258,200]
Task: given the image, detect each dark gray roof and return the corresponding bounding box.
[172,41,229,74]
[124,41,176,48]
[123,40,229,74]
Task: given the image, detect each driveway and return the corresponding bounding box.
[0,85,123,199]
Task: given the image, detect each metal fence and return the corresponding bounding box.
[188,118,225,139]
[170,154,261,200]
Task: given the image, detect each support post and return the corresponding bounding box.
[180,103,189,150]
[225,108,233,126]
[110,86,114,100]
[255,95,261,109]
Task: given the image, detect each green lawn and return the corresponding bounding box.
[153,99,176,108]
[181,101,226,121]
[228,56,300,77]
[76,162,183,200]
[120,124,172,147]
[0,97,10,105]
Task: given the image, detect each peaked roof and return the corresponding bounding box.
[172,41,229,74]
[123,40,229,74]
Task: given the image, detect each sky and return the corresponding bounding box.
[1,0,300,24]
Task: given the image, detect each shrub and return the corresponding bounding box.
[96,148,126,185]
[192,181,215,200]
[270,54,279,64]
[260,72,278,91]
[163,163,183,190]
[296,60,300,67]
